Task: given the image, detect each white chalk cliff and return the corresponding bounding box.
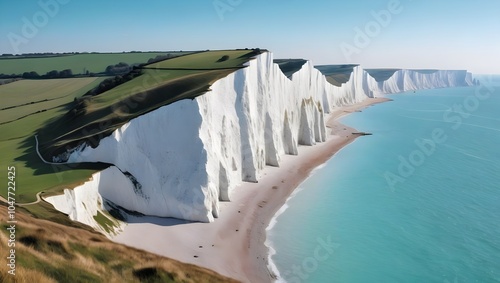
[49,52,473,224]
[366,69,473,96]
[45,166,129,234]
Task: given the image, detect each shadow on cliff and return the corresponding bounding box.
[14,134,109,176]
[124,215,193,227]
[104,200,194,227]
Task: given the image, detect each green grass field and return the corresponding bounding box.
[145,49,254,69]
[37,49,264,159]
[0,52,191,75]
[0,78,106,124]
[0,78,109,203]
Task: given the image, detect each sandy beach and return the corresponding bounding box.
[112,97,390,283]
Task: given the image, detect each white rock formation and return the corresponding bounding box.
[366,69,472,96]
[51,52,473,223]
[45,166,130,234]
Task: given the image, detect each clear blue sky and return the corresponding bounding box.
[1,0,499,74]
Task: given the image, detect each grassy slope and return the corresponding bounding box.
[0,203,238,283]
[314,64,359,87]
[273,59,307,78]
[37,49,264,159]
[146,49,253,69]
[0,78,109,203]
[365,68,401,82]
[0,52,189,75]
[0,78,104,124]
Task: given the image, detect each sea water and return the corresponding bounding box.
[268,76,500,283]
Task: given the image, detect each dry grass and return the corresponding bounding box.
[0,203,239,283]
[0,264,57,283]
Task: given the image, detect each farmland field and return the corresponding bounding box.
[0,78,106,124]
[0,52,192,75]
[145,49,254,69]
[0,78,109,203]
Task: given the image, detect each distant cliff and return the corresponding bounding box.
[48,52,473,225]
[366,68,474,95]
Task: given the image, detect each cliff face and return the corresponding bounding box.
[366,69,472,95]
[52,52,473,223]
[45,166,129,234]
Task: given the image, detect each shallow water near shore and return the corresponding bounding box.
[268,78,500,282]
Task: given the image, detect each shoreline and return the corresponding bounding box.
[111,97,391,282]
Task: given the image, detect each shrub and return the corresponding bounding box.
[217,55,230,62]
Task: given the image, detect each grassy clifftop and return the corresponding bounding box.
[315,64,358,87]
[37,49,265,160]
[365,68,401,82]
[0,52,191,75]
[274,59,308,78]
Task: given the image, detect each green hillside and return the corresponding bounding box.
[0,78,109,203]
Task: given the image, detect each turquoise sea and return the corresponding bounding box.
[268,76,500,283]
